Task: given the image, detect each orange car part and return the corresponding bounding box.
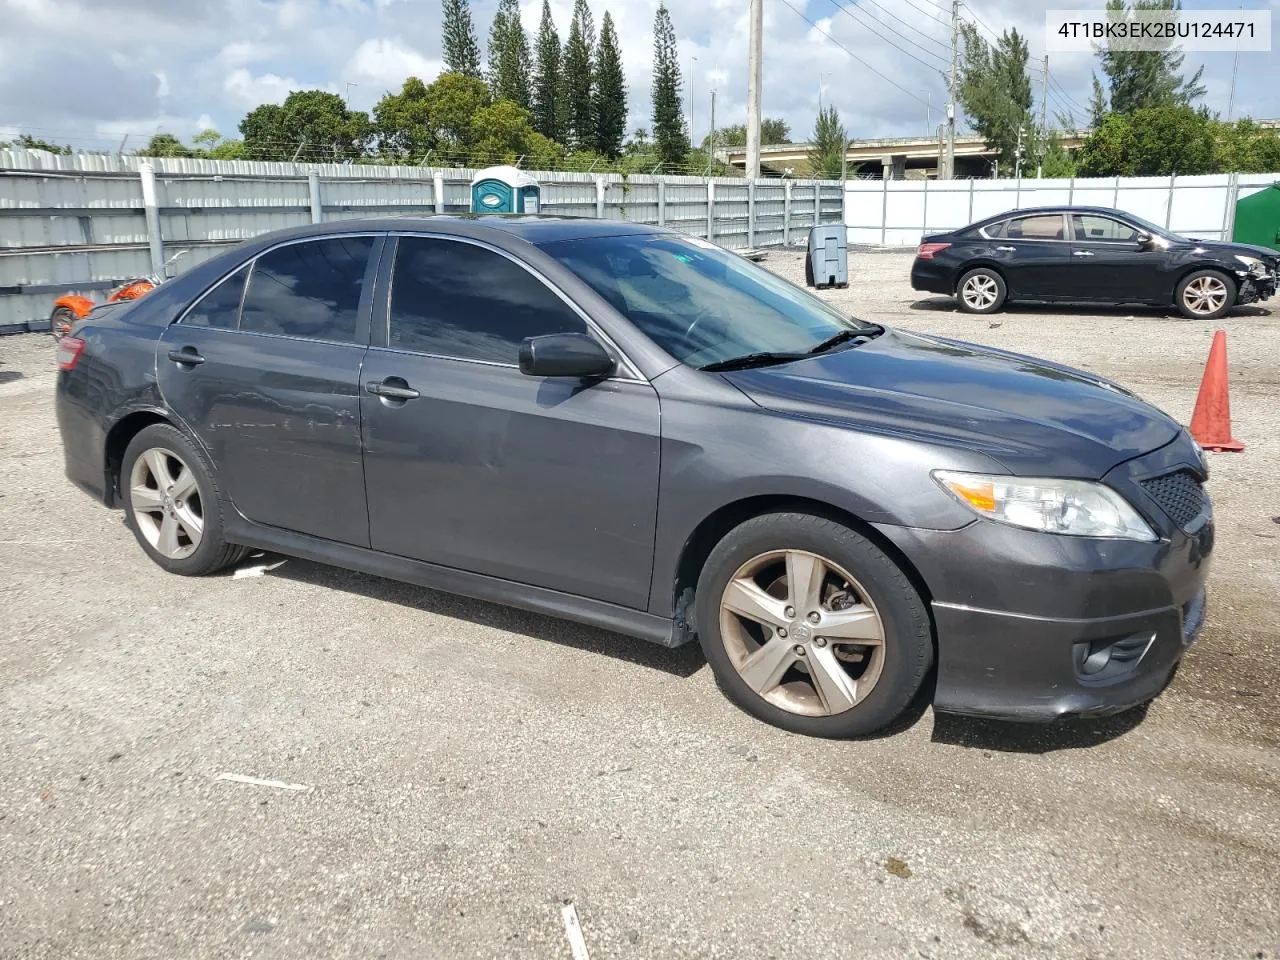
[52,294,95,320]
[108,280,155,303]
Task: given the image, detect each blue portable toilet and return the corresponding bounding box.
[470,165,541,214]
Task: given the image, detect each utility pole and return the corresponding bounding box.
[945,0,959,180]
[1038,55,1049,177]
[746,0,763,180]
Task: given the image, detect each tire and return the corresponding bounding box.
[121,423,249,576]
[1175,269,1236,321]
[694,512,933,738]
[804,256,815,288]
[956,267,1007,314]
[49,306,76,340]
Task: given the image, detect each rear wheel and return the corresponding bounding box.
[956,267,1007,314]
[121,423,248,576]
[49,306,76,340]
[1176,269,1235,320]
[695,512,933,738]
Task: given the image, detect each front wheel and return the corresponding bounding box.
[956,267,1007,314]
[694,512,933,738]
[1176,270,1236,320]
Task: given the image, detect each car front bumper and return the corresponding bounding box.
[874,435,1213,722]
[1238,273,1277,305]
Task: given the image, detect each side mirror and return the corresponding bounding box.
[519,333,616,379]
[1136,232,1154,249]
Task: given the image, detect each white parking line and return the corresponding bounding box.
[560,902,591,960]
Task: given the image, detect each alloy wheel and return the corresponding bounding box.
[129,447,204,560]
[961,274,999,310]
[718,549,886,717]
[1182,276,1228,316]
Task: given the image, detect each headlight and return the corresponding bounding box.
[933,471,1157,541]
[1235,255,1269,278]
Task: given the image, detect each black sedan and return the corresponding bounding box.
[911,205,1279,319]
[56,216,1211,737]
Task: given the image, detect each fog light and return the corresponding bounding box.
[1072,632,1156,683]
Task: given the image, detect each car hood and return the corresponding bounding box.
[1175,238,1280,264]
[723,328,1182,478]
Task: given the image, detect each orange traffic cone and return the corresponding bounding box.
[1189,330,1244,453]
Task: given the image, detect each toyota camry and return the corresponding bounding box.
[56,217,1212,737]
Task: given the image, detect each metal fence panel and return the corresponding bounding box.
[0,149,846,330]
[844,171,1280,247]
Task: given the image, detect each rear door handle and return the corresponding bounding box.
[366,379,420,401]
[995,246,1016,252]
[167,347,205,366]
[1073,250,1095,257]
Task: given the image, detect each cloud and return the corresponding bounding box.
[223,68,301,110]
[342,38,443,99]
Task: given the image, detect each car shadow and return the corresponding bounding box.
[909,296,1274,320]
[0,370,24,385]
[257,554,707,679]
[928,703,1150,754]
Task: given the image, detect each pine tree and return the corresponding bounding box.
[807,104,847,179]
[442,0,482,78]
[562,0,596,150]
[532,0,561,142]
[1093,0,1205,117]
[487,0,531,108]
[593,12,626,158]
[650,3,688,170]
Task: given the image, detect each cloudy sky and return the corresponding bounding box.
[1,0,1277,153]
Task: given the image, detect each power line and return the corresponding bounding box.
[959,0,1003,45]
[777,0,933,108]
[823,0,950,74]
[890,0,952,29]
[854,0,952,50]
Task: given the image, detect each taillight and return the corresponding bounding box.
[917,242,951,260]
[56,336,86,370]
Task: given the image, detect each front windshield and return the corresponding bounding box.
[539,234,860,368]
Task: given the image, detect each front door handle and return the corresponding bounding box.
[167,347,205,366]
[1073,250,1095,257]
[995,245,1016,252]
[366,379,420,401]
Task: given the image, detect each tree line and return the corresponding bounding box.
[956,0,1280,178]
[119,0,794,176]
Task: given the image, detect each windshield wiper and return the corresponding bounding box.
[699,351,808,372]
[807,324,884,355]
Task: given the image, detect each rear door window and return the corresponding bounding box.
[1005,215,1067,240]
[240,237,374,343]
[181,265,249,329]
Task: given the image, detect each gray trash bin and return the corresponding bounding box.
[806,225,848,289]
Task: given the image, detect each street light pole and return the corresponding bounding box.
[689,55,698,147]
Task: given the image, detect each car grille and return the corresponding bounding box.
[1140,469,1208,530]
